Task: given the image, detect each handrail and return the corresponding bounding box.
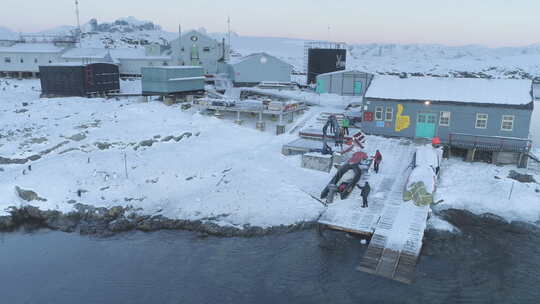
[447,132,531,153]
[450,132,532,143]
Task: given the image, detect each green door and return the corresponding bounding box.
[190,44,200,66]
[316,79,326,93]
[415,113,437,138]
[353,81,362,95]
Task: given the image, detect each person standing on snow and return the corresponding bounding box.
[341,116,350,135]
[373,150,382,173]
[357,181,371,208]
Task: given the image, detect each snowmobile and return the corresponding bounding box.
[320,151,370,204]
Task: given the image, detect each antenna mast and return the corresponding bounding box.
[227,16,231,55]
[75,0,82,47]
[178,24,182,65]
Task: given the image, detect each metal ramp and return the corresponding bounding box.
[357,200,430,284]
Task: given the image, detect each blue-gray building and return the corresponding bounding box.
[230,52,293,86]
[141,66,204,95]
[362,75,534,167]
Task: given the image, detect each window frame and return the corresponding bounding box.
[475,113,488,129]
[501,115,514,131]
[4,57,11,63]
[385,106,393,121]
[439,111,451,126]
[374,106,384,121]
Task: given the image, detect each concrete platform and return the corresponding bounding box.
[302,152,333,172]
[282,138,324,155]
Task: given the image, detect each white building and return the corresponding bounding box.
[61,45,172,76]
[169,30,229,75]
[230,52,292,86]
[0,43,67,77]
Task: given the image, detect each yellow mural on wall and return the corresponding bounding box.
[395,104,410,132]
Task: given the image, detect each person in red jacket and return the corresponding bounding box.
[373,150,382,173]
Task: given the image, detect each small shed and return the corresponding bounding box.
[316,70,373,96]
[533,80,540,101]
[231,52,292,86]
[362,75,534,167]
[39,63,119,97]
[141,66,205,95]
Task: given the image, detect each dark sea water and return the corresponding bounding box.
[1,215,540,304]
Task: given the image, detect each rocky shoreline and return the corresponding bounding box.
[1,202,536,238]
[0,203,316,237]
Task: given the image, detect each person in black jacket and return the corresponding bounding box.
[357,182,371,208]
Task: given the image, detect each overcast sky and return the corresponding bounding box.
[1,0,538,47]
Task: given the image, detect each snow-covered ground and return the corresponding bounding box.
[436,159,540,224]
[1,78,539,231]
[0,79,334,228]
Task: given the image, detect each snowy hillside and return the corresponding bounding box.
[79,17,175,49]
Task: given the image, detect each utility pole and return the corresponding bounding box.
[327,26,331,42]
[227,16,231,55]
[178,24,182,65]
[75,0,82,47]
[123,149,128,179]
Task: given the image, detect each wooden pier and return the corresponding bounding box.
[316,142,430,284]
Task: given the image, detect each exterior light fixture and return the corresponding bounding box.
[424,100,431,105]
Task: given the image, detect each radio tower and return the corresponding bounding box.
[227,16,231,54]
[75,0,82,47]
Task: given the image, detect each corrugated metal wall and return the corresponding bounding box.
[316,71,373,96]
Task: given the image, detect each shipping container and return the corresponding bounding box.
[141,66,205,95]
[39,63,120,97]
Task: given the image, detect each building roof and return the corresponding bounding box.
[230,52,292,67]
[0,43,64,53]
[62,47,170,61]
[365,75,532,106]
[143,65,203,70]
[169,29,218,44]
[61,48,109,59]
[109,48,170,60]
[318,69,370,77]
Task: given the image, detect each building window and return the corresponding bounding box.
[48,60,52,63]
[385,106,393,121]
[203,47,210,52]
[34,58,38,63]
[4,57,11,63]
[475,113,488,129]
[501,115,514,131]
[439,111,451,126]
[181,47,184,52]
[20,58,24,63]
[375,106,384,120]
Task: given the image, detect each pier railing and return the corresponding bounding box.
[448,133,532,153]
